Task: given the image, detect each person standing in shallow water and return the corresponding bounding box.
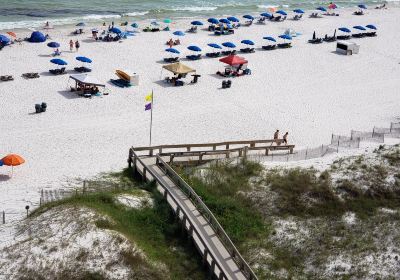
[75,40,80,52]
[69,40,74,52]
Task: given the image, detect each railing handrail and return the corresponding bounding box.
[131,150,229,279]
[155,154,258,280]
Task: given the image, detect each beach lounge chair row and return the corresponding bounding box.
[214,29,234,36]
[240,47,255,53]
[0,75,13,81]
[186,54,201,60]
[270,16,287,22]
[22,72,40,79]
[164,57,179,63]
[293,14,303,20]
[49,67,66,75]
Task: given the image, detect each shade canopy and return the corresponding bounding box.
[241,39,254,45]
[0,34,10,45]
[219,18,230,24]
[366,24,377,30]
[243,15,254,20]
[69,74,105,87]
[317,6,327,12]
[162,62,195,74]
[353,25,366,30]
[1,154,25,166]
[279,34,292,40]
[219,55,248,66]
[222,42,236,48]
[164,19,172,23]
[208,43,222,49]
[110,27,122,34]
[276,10,287,15]
[293,9,304,14]
[28,31,46,43]
[227,16,239,22]
[76,56,92,63]
[6,31,16,38]
[173,31,185,36]
[339,27,351,33]
[358,4,367,9]
[47,42,60,48]
[260,12,272,18]
[165,48,180,54]
[191,20,203,26]
[50,58,68,65]
[187,45,202,52]
[208,18,219,24]
[263,36,276,42]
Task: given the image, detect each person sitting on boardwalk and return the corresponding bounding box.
[283,132,289,145]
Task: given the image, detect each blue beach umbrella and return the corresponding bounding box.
[208,18,219,24]
[0,160,3,167]
[243,15,254,20]
[50,58,68,65]
[263,36,276,42]
[131,23,138,28]
[187,45,202,52]
[165,48,180,54]
[219,18,230,24]
[227,16,240,22]
[208,43,222,49]
[276,10,287,16]
[353,25,366,31]
[260,12,272,18]
[222,42,236,48]
[0,34,11,45]
[76,22,86,27]
[338,27,351,33]
[358,4,367,9]
[173,31,185,36]
[293,9,304,14]
[366,24,377,30]
[76,56,92,63]
[241,39,254,45]
[191,20,203,26]
[110,27,122,34]
[279,34,292,40]
[316,7,327,12]
[47,42,60,48]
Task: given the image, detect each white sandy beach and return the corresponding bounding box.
[1,7,400,220]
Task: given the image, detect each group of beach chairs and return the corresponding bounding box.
[262,42,292,50]
[49,67,66,75]
[216,67,251,78]
[1,72,41,82]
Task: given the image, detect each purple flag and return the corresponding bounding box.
[145,103,152,111]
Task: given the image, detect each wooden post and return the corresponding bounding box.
[243,146,248,158]
[213,144,216,151]
[210,260,216,274]
[143,168,147,181]
[187,146,190,152]
[83,181,86,194]
[164,190,168,199]
[203,249,208,266]
[2,211,5,224]
[250,142,255,148]
[265,148,269,156]
[290,147,293,154]
[149,149,153,156]
[225,144,229,150]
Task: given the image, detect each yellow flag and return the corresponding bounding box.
[145,93,152,102]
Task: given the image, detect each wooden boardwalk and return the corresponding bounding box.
[128,140,295,280]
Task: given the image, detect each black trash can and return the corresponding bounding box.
[35,104,42,113]
[41,102,47,112]
[222,80,227,88]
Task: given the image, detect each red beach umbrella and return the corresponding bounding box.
[219,55,248,66]
[6,32,16,38]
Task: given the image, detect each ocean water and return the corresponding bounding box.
[0,0,396,30]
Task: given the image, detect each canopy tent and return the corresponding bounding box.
[28,31,46,43]
[69,74,105,87]
[162,62,195,75]
[219,55,248,66]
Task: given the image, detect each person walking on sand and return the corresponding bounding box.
[273,129,280,145]
[69,40,74,52]
[283,132,289,145]
[75,40,80,52]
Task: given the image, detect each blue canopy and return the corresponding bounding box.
[366,24,377,30]
[279,34,292,40]
[227,16,239,22]
[338,27,351,33]
[358,4,367,9]
[76,22,86,27]
[353,25,366,31]
[191,20,203,26]
[208,18,219,24]
[260,12,272,18]
[165,48,180,54]
[263,36,276,42]
[219,18,230,24]
[276,10,287,16]
[187,45,202,52]
[222,42,236,48]
[76,56,92,63]
[293,9,304,14]
[316,7,327,12]
[0,34,10,45]
[241,39,254,45]
[208,43,222,49]
[110,27,122,34]
[47,42,60,48]
[243,15,254,20]
[173,31,185,36]
[50,58,68,65]
[28,31,46,43]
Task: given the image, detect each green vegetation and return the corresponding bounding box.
[34,169,207,280]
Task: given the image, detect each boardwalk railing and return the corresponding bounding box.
[155,155,258,280]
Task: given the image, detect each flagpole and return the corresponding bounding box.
[149,90,154,146]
